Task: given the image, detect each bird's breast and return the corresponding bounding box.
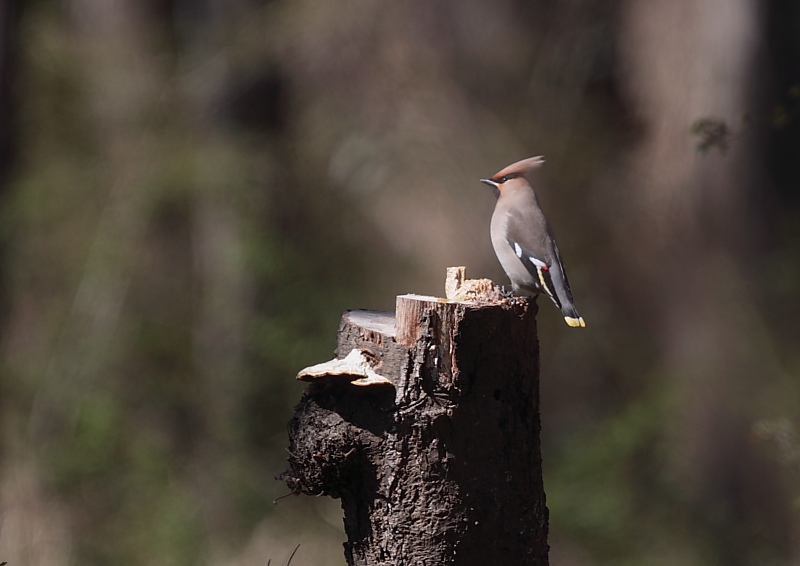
[490,210,539,292]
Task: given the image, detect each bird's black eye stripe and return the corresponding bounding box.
[494,173,519,183]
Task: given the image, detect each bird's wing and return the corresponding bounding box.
[503,206,552,261]
[549,238,576,304]
[503,206,574,308]
[505,236,562,308]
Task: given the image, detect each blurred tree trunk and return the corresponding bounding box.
[0,4,74,566]
[0,0,18,407]
[172,1,251,545]
[0,0,16,205]
[616,0,793,560]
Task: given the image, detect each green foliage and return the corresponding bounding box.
[4,3,373,564]
[691,118,733,153]
[692,85,800,153]
[547,391,666,562]
[3,1,799,566]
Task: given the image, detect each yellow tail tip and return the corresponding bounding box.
[565,316,586,328]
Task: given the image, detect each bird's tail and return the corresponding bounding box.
[561,303,585,328]
[548,242,585,328]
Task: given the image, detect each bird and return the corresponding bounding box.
[480,156,586,328]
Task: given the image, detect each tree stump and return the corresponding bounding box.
[278,270,548,565]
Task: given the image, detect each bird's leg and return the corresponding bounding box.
[499,285,515,298]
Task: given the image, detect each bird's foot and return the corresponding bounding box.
[499,285,515,298]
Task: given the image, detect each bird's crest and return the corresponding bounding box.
[490,156,544,182]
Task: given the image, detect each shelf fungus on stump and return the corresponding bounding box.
[297,348,393,388]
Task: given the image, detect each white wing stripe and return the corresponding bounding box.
[528,254,547,268]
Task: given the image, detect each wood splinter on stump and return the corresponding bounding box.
[279,267,548,565]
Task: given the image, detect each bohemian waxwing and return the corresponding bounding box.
[480,156,586,328]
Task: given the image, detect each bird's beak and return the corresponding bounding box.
[480,178,498,188]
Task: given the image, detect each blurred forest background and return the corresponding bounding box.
[0,0,799,565]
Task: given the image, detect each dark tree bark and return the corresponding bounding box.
[279,290,549,565]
